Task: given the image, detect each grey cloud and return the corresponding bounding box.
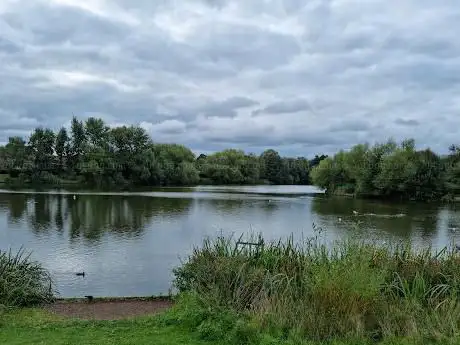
[329,119,374,133]
[2,4,130,46]
[395,118,420,126]
[255,99,314,115]
[195,25,301,70]
[0,0,459,157]
[201,97,259,117]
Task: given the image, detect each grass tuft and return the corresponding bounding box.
[0,247,55,308]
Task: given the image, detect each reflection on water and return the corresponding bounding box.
[0,186,459,298]
[1,194,192,242]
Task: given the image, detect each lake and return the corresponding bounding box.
[0,185,459,298]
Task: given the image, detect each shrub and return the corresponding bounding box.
[173,234,460,343]
[0,247,54,308]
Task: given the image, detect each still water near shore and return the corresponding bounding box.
[0,185,459,298]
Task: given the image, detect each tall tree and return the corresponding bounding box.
[260,149,282,184]
[55,127,69,173]
[69,117,87,173]
[85,117,109,149]
[28,128,55,171]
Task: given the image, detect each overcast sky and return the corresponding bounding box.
[1,0,459,157]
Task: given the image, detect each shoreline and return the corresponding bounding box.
[52,295,173,303]
[44,296,174,320]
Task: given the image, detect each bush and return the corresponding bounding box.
[173,234,460,343]
[0,247,54,308]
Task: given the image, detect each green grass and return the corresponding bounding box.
[1,308,453,345]
[0,309,211,345]
[3,234,460,344]
[173,234,460,343]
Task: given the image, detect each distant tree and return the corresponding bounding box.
[0,115,457,199]
[69,117,87,173]
[310,154,328,168]
[28,128,56,171]
[260,149,282,184]
[55,127,69,173]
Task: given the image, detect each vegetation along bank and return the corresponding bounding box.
[2,235,460,344]
[0,116,326,188]
[311,139,460,201]
[1,115,460,202]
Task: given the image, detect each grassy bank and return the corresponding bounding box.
[2,307,453,345]
[0,309,209,345]
[2,237,460,344]
[172,235,460,344]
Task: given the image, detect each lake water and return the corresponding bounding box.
[0,185,459,298]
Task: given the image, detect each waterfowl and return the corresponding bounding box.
[76,272,85,277]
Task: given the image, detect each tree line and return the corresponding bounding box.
[310,139,460,201]
[0,116,327,187]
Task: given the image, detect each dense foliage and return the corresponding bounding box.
[0,247,54,308]
[0,116,326,188]
[172,234,460,344]
[311,139,460,201]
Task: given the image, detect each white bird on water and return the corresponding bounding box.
[73,195,76,200]
[352,210,359,215]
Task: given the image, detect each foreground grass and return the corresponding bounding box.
[1,308,454,345]
[0,309,209,345]
[173,234,460,344]
[3,235,460,344]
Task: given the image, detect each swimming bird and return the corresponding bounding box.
[76,272,85,277]
[73,195,76,200]
[338,217,342,222]
[352,210,359,215]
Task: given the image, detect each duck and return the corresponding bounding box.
[76,272,85,277]
[73,195,76,200]
[352,210,359,215]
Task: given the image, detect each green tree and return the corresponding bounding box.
[2,137,29,176]
[69,117,87,174]
[28,128,56,171]
[55,127,69,173]
[85,117,110,150]
[260,149,282,184]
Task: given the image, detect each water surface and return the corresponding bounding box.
[0,186,459,297]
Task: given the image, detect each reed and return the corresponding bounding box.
[0,247,54,308]
[173,234,460,343]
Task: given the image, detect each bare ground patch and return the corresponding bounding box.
[45,298,173,320]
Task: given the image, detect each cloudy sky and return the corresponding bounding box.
[0,0,459,157]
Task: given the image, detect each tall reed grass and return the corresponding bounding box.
[173,234,460,343]
[0,247,54,308]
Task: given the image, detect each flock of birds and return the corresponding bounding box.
[337,210,460,252]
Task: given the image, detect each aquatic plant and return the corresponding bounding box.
[173,234,460,343]
[0,247,54,308]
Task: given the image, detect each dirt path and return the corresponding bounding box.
[45,299,173,320]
